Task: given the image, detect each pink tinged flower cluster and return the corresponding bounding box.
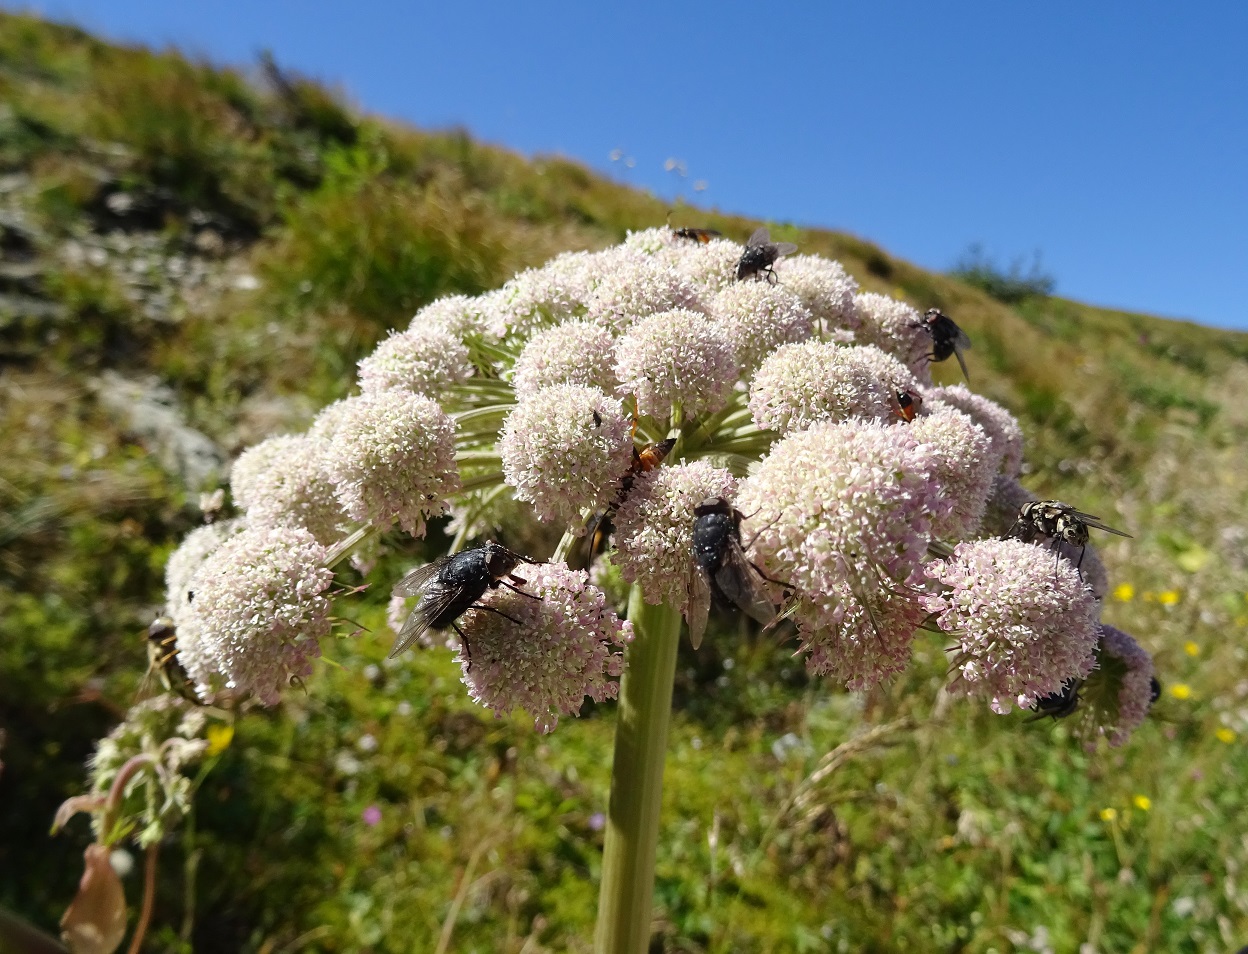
[586,254,702,333]
[457,563,633,733]
[923,538,1100,714]
[512,320,618,399]
[748,341,911,434]
[230,434,345,546]
[907,406,1002,540]
[356,325,471,398]
[710,282,814,375]
[486,256,594,339]
[614,309,737,421]
[409,294,488,339]
[736,421,948,689]
[623,226,681,255]
[322,391,460,537]
[179,525,334,706]
[1086,625,1155,747]
[772,254,861,335]
[612,461,738,608]
[852,292,933,383]
[499,385,634,524]
[926,384,1024,477]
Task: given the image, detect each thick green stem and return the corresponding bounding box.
[594,586,683,954]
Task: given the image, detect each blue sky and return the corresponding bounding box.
[19,1,1248,330]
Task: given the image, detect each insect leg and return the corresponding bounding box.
[500,578,542,600]
[472,604,525,625]
[452,621,472,671]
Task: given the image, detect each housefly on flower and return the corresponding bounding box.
[735,227,798,284]
[685,496,782,650]
[390,542,542,664]
[914,308,973,382]
[140,616,200,704]
[1009,500,1131,577]
[891,388,923,423]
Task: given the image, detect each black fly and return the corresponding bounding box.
[914,308,973,382]
[1009,500,1131,576]
[1027,678,1082,721]
[735,227,798,284]
[390,542,541,664]
[686,497,781,649]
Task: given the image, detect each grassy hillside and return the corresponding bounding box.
[2,11,1247,952]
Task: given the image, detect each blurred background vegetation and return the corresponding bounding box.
[1,12,1246,952]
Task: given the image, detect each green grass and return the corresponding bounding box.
[1,10,1247,952]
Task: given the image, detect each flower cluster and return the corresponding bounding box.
[923,538,1100,712]
[737,421,947,689]
[1077,625,1156,747]
[614,309,737,421]
[458,563,633,733]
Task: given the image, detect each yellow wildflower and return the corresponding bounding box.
[1159,590,1180,606]
[206,723,235,756]
[1184,641,1200,657]
[1216,727,1237,744]
[1112,583,1135,602]
[1169,683,1192,700]
[1100,808,1117,822]
[1133,795,1152,811]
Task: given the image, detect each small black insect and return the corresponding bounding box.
[735,227,798,284]
[1027,678,1082,721]
[686,497,781,649]
[1009,499,1132,575]
[913,308,973,382]
[390,542,541,663]
[891,388,923,423]
[142,616,200,704]
[672,225,723,244]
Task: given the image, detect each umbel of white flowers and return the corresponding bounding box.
[152,225,1150,745]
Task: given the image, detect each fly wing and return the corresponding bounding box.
[714,546,777,627]
[390,583,460,658]
[392,559,446,597]
[745,226,770,248]
[686,564,712,650]
[953,343,971,383]
[1073,513,1133,537]
[953,326,974,351]
[771,242,799,257]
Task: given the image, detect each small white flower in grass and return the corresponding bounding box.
[922,538,1100,714]
[512,319,618,399]
[907,406,1001,539]
[500,385,634,524]
[613,461,737,609]
[772,254,860,335]
[182,526,334,706]
[1079,625,1155,747]
[926,384,1024,477]
[614,309,737,421]
[664,237,744,294]
[230,435,345,546]
[710,281,813,376]
[357,325,471,398]
[323,391,460,537]
[748,341,914,434]
[457,563,632,733]
[853,292,933,383]
[586,254,702,333]
[737,421,948,689]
